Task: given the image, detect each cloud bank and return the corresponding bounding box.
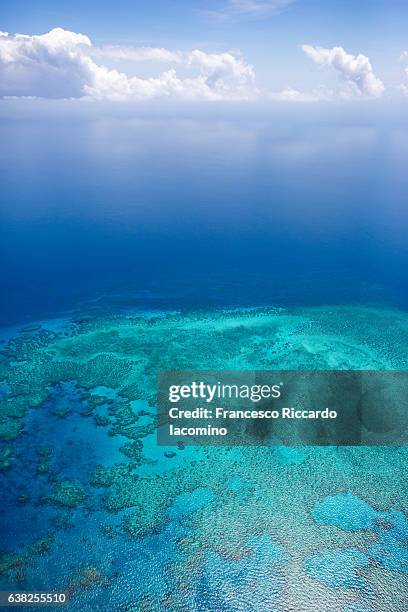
[0,28,389,104]
[0,28,257,101]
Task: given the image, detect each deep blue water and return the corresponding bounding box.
[1,102,407,324]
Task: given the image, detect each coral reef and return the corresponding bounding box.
[36,447,53,474]
[49,480,86,508]
[0,446,13,469]
[0,306,407,610]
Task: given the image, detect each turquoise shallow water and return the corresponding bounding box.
[0,305,407,611]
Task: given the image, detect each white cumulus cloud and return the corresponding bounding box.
[0,27,258,101]
[0,28,94,98]
[302,45,384,99]
[188,49,256,97]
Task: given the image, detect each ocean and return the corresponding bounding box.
[0,101,407,610]
[1,102,407,324]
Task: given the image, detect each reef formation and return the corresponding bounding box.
[0,305,407,611]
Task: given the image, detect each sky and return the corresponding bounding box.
[1,0,408,104]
